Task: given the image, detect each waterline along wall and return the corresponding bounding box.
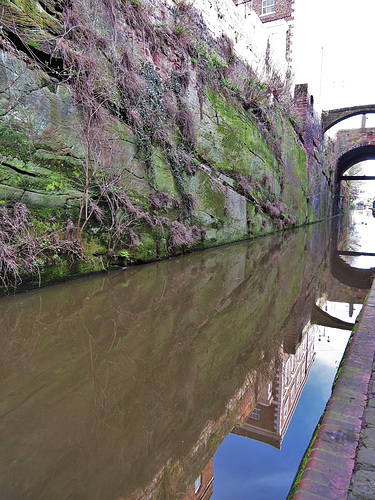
[0,0,335,294]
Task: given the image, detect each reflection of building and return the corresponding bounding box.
[233,327,315,448]
[184,458,214,500]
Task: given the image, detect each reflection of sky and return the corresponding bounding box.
[212,323,352,499]
[344,210,375,269]
[316,302,360,370]
[212,217,370,498]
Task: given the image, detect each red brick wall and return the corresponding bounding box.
[293,82,327,214]
[244,402,277,432]
[293,83,309,139]
[184,458,214,500]
[337,128,375,158]
[232,0,293,22]
[252,0,294,23]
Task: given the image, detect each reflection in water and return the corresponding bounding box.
[210,217,372,499]
[183,458,214,500]
[233,327,315,450]
[341,209,375,269]
[211,322,354,500]
[0,218,372,499]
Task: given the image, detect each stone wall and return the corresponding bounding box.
[336,128,375,159]
[0,0,335,294]
[293,83,335,219]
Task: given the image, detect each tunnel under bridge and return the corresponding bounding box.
[336,128,375,179]
[319,105,375,213]
[322,105,375,133]
[324,123,375,211]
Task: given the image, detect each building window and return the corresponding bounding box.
[284,396,289,419]
[262,0,275,14]
[285,359,291,386]
[291,355,296,373]
[267,382,273,399]
[195,475,202,495]
[250,408,261,420]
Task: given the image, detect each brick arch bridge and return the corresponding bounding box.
[336,128,375,179]
[322,105,375,132]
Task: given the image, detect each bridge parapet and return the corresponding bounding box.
[322,105,375,132]
[337,128,375,157]
[335,128,375,177]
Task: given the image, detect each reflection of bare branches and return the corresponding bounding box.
[157,279,167,303]
[0,222,331,499]
[26,330,40,362]
[346,163,365,204]
[343,218,363,267]
[108,318,119,351]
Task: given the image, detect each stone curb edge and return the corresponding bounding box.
[289,283,375,499]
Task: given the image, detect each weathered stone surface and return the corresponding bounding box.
[293,493,327,499]
[364,408,375,426]
[349,470,375,500]
[0,0,336,293]
[298,478,348,499]
[323,106,375,132]
[361,427,375,449]
[357,447,375,467]
[302,467,352,491]
[306,451,355,470]
[320,416,362,434]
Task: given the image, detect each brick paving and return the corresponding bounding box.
[291,284,375,499]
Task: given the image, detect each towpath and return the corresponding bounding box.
[291,281,375,499]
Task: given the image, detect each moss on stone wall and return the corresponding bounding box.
[0,0,334,294]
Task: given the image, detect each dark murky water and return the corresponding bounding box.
[0,215,373,499]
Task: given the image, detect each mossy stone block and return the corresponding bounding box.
[153,150,178,197]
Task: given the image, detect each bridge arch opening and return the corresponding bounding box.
[340,159,375,209]
[325,117,375,212]
[335,136,375,213]
[322,106,375,132]
[338,146,375,178]
[339,159,375,213]
[325,115,375,140]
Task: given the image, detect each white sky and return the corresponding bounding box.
[312,300,357,371]
[345,209,375,267]
[291,1,375,199]
[293,0,375,112]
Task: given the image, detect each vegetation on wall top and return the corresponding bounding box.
[0,0,331,293]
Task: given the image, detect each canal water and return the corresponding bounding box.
[0,213,373,500]
[212,209,375,499]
